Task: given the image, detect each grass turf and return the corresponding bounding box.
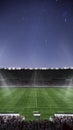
[0,87,73,120]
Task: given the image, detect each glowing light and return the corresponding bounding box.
[12,67,16,70]
[70,67,73,69]
[41,68,47,70]
[0,73,11,96]
[29,68,33,70]
[50,68,54,70]
[63,67,69,69]
[55,68,59,70]
[8,67,12,70]
[64,77,73,101]
[17,67,21,70]
[35,68,38,70]
[1,67,73,70]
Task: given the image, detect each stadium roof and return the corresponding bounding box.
[0,67,73,70]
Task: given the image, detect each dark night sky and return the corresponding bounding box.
[0,0,73,68]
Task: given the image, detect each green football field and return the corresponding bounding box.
[0,87,73,120]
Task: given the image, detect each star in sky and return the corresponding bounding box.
[0,0,73,68]
[64,18,67,23]
[56,0,58,2]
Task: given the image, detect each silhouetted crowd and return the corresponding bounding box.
[52,116,73,130]
[0,115,73,130]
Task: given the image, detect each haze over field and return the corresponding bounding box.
[0,87,73,120]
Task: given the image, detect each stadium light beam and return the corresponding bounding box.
[64,77,73,100]
[0,73,11,96]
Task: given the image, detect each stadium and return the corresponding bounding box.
[0,68,73,129]
[0,0,73,129]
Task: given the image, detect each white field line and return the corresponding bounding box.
[23,106,65,109]
[4,106,70,109]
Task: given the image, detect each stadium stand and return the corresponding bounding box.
[0,68,73,86]
[52,115,73,130]
[0,115,73,130]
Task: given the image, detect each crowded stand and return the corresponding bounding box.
[52,114,73,130]
[0,114,72,129]
[0,68,73,86]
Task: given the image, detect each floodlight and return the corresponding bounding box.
[8,67,12,70]
[50,68,54,70]
[41,68,47,70]
[55,67,59,70]
[63,67,69,69]
[17,67,21,70]
[12,67,15,70]
[35,67,38,70]
[70,67,73,69]
[29,68,33,70]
